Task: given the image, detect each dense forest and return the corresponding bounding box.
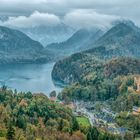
[0,87,84,140]
[55,57,140,101]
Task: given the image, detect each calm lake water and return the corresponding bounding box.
[0,63,63,95]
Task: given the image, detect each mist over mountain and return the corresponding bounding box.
[19,23,75,46]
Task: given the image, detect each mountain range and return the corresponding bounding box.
[0,20,140,65]
[52,21,140,83]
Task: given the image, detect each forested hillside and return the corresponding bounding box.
[0,87,84,140]
[54,57,140,139]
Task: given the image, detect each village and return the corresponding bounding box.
[73,100,128,135]
[49,76,140,137]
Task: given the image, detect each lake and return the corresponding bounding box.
[0,63,63,95]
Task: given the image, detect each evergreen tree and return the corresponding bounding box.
[87,128,92,140]
[16,115,27,130]
[58,119,64,131]
[87,127,99,140]
[72,116,79,131]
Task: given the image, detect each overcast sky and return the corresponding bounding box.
[0,0,139,29]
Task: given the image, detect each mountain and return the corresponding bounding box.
[19,23,75,46]
[0,26,50,64]
[87,21,140,59]
[52,21,140,83]
[46,28,103,59]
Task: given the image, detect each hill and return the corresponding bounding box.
[52,53,103,84]
[52,55,140,85]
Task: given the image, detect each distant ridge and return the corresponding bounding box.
[46,28,103,59]
[86,21,140,59]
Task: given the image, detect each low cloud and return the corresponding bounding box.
[0,10,121,29]
[0,11,61,28]
[0,0,140,28]
[64,9,121,29]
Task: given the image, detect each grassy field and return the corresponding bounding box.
[135,138,140,140]
[76,116,90,127]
